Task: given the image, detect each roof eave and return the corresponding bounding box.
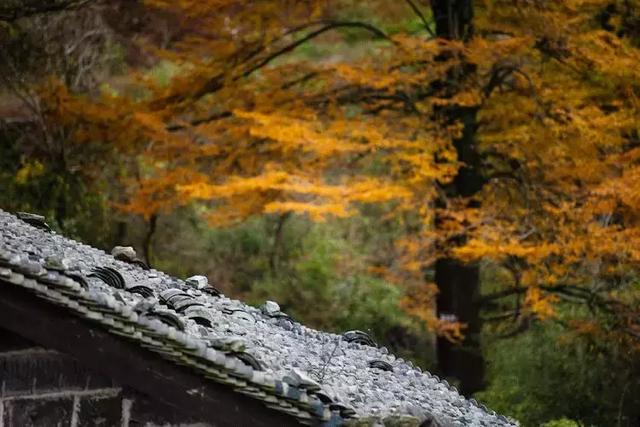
[0,281,301,427]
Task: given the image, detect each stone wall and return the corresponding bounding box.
[0,328,210,427]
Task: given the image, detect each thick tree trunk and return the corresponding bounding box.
[431,0,474,41]
[430,0,485,396]
[435,259,484,394]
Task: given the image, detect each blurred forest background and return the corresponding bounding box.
[2,1,640,425]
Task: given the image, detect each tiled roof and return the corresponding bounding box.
[0,209,517,426]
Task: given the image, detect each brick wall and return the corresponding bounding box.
[0,328,211,427]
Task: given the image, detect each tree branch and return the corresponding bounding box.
[153,20,391,108]
[0,0,91,22]
[404,0,436,37]
[241,20,391,80]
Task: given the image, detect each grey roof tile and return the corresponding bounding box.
[0,209,517,426]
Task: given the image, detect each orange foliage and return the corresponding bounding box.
[36,0,640,345]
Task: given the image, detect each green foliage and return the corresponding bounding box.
[249,224,407,334]
[151,209,434,367]
[334,0,429,36]
[148,60,181,86]
[540,419,580,427]
[0,131,117,247]
[152,213,273,288]
[477,321,640,427]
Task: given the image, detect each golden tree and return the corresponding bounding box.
[37,0,640,392]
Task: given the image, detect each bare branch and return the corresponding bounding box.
[0,0,91,22]
[404,0,436,37]
[152,20,391,108]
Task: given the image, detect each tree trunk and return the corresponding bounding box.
[142,214,158,268]
[269,212,291,274]
[430,0,485,396]
[431,0,474,40]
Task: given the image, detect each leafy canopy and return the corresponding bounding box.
[34,0,640,346]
